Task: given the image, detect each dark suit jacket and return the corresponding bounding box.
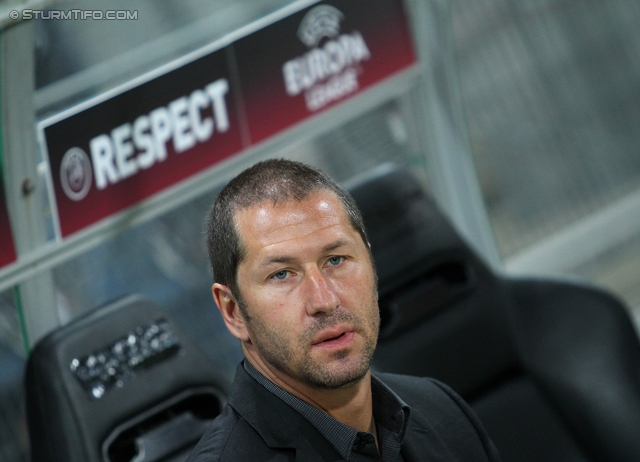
[187,364,501,461]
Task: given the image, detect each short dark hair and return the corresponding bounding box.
[205,159,371,308]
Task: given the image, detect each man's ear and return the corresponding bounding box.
[212,283,250,342]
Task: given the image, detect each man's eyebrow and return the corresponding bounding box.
[260,255,296,267]
[259,239,352,268]
[320,238,350,253]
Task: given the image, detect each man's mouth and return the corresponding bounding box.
[326,332,345,341]
[312,328,355,349]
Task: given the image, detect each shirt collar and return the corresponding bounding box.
[243,360,410,460]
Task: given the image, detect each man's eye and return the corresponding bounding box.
[328,256,344,266]
[272,270,289,280]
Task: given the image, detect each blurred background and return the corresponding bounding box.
[1,0,640,460]
[453,0,640,315]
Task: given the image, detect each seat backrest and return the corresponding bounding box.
[347,163,518,397]
[25,294,229,462]
[508,278,640,462]
[347,163,640,462]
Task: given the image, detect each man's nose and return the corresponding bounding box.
[304,267,339,316]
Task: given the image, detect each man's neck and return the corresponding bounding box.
[244,352,375,433]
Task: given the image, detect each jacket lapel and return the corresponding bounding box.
[401,407,458,462]
[229,364,345,461]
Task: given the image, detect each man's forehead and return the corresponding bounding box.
[233,190,346,225]
[233,190,355,251]
[234,190,348,227]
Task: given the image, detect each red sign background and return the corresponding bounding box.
[235,0,417,143]
[41,0,417,238]
[0,173,17,268]
[44,49,246,237]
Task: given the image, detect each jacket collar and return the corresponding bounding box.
[400,400,460,462]
[228,363,345,461]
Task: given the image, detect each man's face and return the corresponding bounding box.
[233,190,379,390]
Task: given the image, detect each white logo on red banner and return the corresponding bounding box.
[283,5,371,112]
[60,147,93,201]
[297,5,344,47]
[91,79,229,191]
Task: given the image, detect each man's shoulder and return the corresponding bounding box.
[185,405,238,462]
[375,371,474,416]
[376,372,502,461]
[188,363,306,461]
[186,405,280,462]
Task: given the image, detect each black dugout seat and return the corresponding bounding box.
[347,163,640,462]
[25,294,229,462]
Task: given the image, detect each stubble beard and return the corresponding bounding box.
[245,291,380,390]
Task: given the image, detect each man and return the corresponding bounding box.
[188,159,500,461]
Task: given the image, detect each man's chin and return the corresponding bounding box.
[299,357,371,390]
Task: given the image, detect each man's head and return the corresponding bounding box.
[206,159,379,391]
[206,159,373,308]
